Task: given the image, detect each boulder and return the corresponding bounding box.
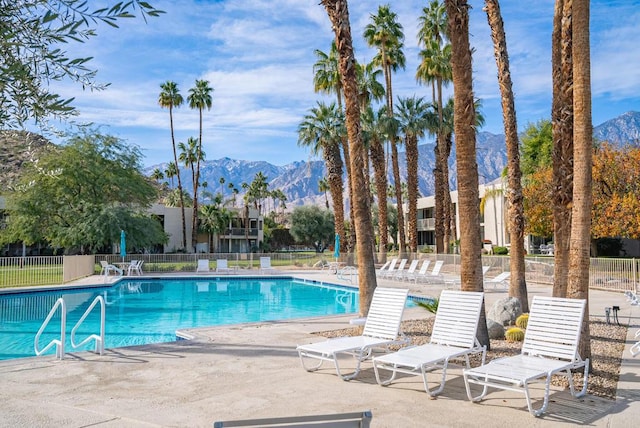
[487,297,523,326]
[487,319,505,340]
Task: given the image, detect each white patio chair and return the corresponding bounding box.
[196,259,210,273]
[259,256,277,274]
[420,260,445,284]
[375,260,392,275]
[216,259,234,274]
[396,259,419,281]
[376,258,397,277]
[390,258,408,280]
[372,290,486,396]
[382,258,406,279]
[484,271,510,289]
[127,260,143,276]
[463,296,589,417]
[406,260,431,283]
[100,260,123,276]
[297,287,410,380]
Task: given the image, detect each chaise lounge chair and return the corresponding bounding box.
[405,260,431,283]
[196,259,210,273]
[216,259,235,274]
[100,260,123,276]
[420,260,445,284]
[483,271,510,289]
[372,290,485,396]
[463,296,589,416]
[296,287,410,380]
[376,258,397,278]
[259,257,277,274]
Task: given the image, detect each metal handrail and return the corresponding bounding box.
[71,295,105,355]
[34,297,66,359]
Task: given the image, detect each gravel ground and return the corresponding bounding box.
[319,316,627,399]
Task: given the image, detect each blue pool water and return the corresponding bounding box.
[0,277,360,360]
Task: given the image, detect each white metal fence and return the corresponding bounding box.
[0,253,638,293]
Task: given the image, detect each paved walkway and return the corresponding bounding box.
[1,270,639,427]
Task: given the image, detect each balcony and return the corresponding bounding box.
[417,218,435,231]
[224,228,259,237]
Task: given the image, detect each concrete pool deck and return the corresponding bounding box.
[1,270,639,427]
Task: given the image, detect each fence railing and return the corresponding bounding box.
[0,253,638,293]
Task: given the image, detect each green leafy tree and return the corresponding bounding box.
[0,1,163,129]
[521,120,553,177]
[289,206,334,253]
[1,130,167,252]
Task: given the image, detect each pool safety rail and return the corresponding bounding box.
[34,295,105,359]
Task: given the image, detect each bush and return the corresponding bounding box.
[515,313,529,329]
[505,327,525,342]
[493,246,509,255]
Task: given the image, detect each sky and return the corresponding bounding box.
[51,0,640,168]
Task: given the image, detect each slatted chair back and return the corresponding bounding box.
[417,260,431,275]
[362,287,410,341]
[430,260,444,275]
[430,290,484,348]
[521,296,586,361]
[404,260,419,275]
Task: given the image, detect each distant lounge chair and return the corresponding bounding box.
[406,260,431,283]
[216,259,234,274]
[375,260,392,275]
[372,290,486,396]
[297,287,410,380]
[390,258,408,279]
[100,260,123,276]
[376,258,397,278]
[196,259,210,273]
[259,257,277,274]
[463,296,589,416]
[484,271,510,289]
[420,260,445,284]
[396,259,419,281]
[382,258,406,279]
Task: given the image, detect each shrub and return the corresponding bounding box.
[515,313,529,329]
[505,327,525,342]
[493,246,509,255]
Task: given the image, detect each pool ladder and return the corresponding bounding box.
[34,295,105,359]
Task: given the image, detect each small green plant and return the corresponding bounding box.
[493,246,509,255]
[416,297,439,314]
[515,313,529,329]
[505,327,525,342]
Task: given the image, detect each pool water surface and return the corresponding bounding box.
[0,277,359,360]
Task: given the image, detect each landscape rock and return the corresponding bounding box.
[487,297,522,326]
[487,319,505,339]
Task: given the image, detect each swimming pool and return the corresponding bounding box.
[0,277,360,361]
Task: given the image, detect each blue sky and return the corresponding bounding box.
[54,0,640,167]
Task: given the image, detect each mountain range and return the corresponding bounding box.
[146,111,640,207]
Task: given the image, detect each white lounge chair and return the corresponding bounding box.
[395,259,419,281]
[377,258,397,278]
[484,271,510,289]
[100,260,123,276]
[216,259,234,274]
[463,296,589,417]
[390,258,408,280]
[196,259,210,273]
[259,256,277,274]
[375,260,392,276]
[382,258,406,279]
[372,290,486,396]
[297,287,410,380]
[127,260,144,276]
[420,260,445,284]
[406,260,431,283]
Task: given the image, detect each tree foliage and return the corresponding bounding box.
[0,130,167,253]
[289,205,334,253]
[0,0,163,128]
[520,119,553,176]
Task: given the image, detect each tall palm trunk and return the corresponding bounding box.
[169,105,187,250]
[485,0,529,313]
[391,142,407,254]
[567,0,591,362]
[341,137,356,253]
[192,113,203,251]
[370,137,389,258]
[446,0,489,349]
[325,142,346,253]
[552,0,574,297]
[322,0,378,316]
[406,135,419,252]
[435,77,450,253]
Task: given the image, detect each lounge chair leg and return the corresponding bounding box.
[524,378,551,417]
[421,365,446,397]
[334,352,362,381]
[463,372,490,403]
[297,352,324,372]
[372,362,399,386]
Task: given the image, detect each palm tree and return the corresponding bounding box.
[318,177,330,209]
[164,161,177,188]
[163,188,193,208]
[187,79,214,250]
[199,195,232,253]
[219,177,226,199]
[158,81,187,250]
[418,1,452,253]
[150,168,164,183]
[395,96,430,252]
[567,0,592,362]
[484,0,529,313]
[361,106,389,255]
[445,0,489,348]
[298,102,346,249]
[322,0,378,316]
[178,137,199,197]
[364,4,407,255]
[551,0,574,297]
